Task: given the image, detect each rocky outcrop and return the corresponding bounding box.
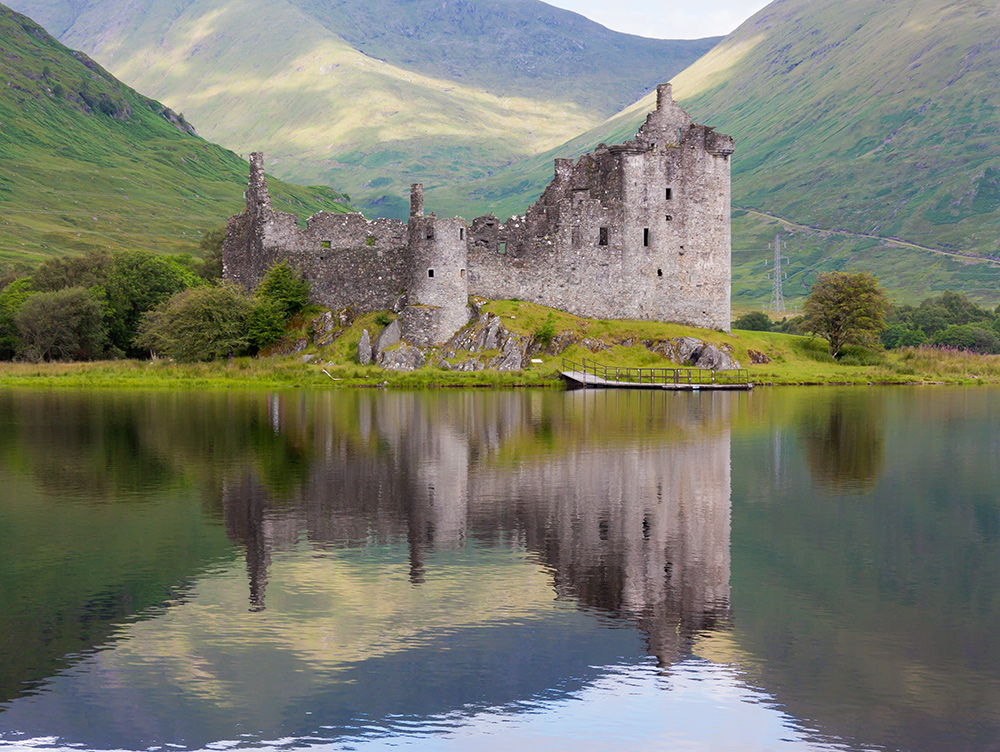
[646,337,741,371]
[438,312,531,372]
[379,342,426,371]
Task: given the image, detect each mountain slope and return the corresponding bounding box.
[6,0,719,216]
[0,4,350,270]
[442,0,1000,305]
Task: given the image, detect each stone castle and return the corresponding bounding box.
[223,84,734,344]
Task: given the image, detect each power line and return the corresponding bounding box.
[765,234,790,315]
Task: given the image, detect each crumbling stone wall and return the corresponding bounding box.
[467,84,733,330]
[223,83,733,342]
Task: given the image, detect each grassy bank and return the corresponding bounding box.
[2,300,1000,389]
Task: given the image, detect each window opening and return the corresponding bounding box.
[427,268,435,278]
[460,269,466,278]
[459,228,465,240]
[665,187,672,200]
[321,240,331,249]
[599,227,609,246]
[657,268,663,277]
[365,236,375,247]
[665,215,673,222]
[643,228,650,247]
[426,226,434,240]
[499,242,507,255]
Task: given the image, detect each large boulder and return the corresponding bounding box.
[379,342,426,371]
[372,319,401,360]
[357,329,373,365]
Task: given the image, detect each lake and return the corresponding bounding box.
[1,387,998,751]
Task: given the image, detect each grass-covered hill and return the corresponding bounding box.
[0,4,351,272]
[437,0,1000,307]
[5,0,719,218]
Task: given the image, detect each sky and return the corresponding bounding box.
[545,0,773,39]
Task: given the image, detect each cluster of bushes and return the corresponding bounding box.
[731,311,805,335]
[883,291,1000,353]
[734,291,1000,355]
[0,241,309,362]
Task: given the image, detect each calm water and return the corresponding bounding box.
[0,387,998,752]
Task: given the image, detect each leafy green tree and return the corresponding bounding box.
[136,285,252,361]
[881,323,927,349]
[30,250,112,292]
[247,297,287,353]
[733,311,772,331]
[931,324,1000,354]
[257,262,310,319]
[102,250,200,356]
[15,287,108,362]
[803,272,889,358]
[0,278,33,360]
[198,227,227,281]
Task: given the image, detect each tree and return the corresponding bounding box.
[257,262,310,319]
[136,284,252,361]
[733,311,772,331]
[0,278,33,360]
[15,287,108,362]
[102,250,200,356]
[198,226,226,281]
[803,272,889,358]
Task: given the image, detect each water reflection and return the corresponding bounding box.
[3,387,1000,752]
[220,391,733,667]
[799,391,885,492]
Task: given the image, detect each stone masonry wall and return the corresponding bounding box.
[223,84,734,340]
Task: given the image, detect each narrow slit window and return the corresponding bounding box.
[643,228,650,247]
[460,268,466,278]
[657,268,663,277]
[665,187,672,200]
[427,268,434,278]
[499,241,507,255]
[426,226,434,240]
[599,227,609,246]
[459,228,465,240]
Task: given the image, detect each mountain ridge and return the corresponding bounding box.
[0,3,351,268]
[5,0,720,215]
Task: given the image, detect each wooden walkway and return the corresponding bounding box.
[560,358,753,391]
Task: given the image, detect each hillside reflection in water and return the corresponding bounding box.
[0,387,998,751]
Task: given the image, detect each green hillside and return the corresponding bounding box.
[5,0,718,217]
[436,0,1000,307]
[0,4,351,271]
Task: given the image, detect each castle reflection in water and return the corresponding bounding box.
[222,390,733,666]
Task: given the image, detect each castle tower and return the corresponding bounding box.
[399,184,471,347]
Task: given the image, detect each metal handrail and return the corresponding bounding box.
[561,356,751,386]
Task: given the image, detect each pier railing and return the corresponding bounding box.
[561,357,751,387]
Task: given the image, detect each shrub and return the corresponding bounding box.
[931,324,1000,354]
[733,311,772,331]
[248,297,287,352]
[16,287,108,362]
[136,285,252,361]
[257,263,310,319]
[534,313,556,346]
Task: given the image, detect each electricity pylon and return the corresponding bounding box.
[765,235,790,315]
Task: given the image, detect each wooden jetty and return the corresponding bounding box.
[560,357,753,391]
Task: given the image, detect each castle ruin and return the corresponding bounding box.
[223,84,734,343]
